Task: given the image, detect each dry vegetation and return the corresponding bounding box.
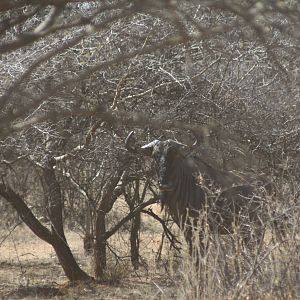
[0,0,299,299]
[0,201,299,299]
[0,206,176,300]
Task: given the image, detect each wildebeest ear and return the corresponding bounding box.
[141,140,159,156]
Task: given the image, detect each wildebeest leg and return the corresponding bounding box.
[183,217,207,268]
[237,217,265,277]
[243,212,265,252]
[183,219,194,256]
[239,222,265,275]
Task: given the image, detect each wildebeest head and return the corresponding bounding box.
[141,139,188,192]
[125,131,195,194]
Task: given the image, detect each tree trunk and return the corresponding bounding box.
[84,203,93,254]
[41,155,92,281]
[52,231,91,281]
[0,182,92,282]
[94,210,107,279]
[94,170,124,279]
[130,212,141,269]
[42,156,66,240]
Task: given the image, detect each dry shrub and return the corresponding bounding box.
[100,261,132,285]
[169,192,299,300]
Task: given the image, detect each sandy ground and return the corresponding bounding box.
[1,203,298,300]
[0,209,176,300]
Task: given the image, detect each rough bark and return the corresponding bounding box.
[94,169,124,279]
[129,179,141,269]
[42,155,92,281]
[94,210,107,279]
[51,230,92,281]
[0,181,92,282]
[130,211,141,270]
[42,155,66,240]
[0,183,54,244]
[125,179,149,270]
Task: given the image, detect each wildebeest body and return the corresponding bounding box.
[125,133,263,249]
[152,141,261,235]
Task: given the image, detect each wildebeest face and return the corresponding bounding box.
[142,140,185,192]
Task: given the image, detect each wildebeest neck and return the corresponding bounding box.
[159,153,206,226]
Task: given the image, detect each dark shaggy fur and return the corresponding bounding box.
[143,139,264,251]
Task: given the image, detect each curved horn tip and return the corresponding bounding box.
[192,139,198,147]
[127,131,135,139]
[141,139,160,149]
[125,131,136,152]
[189,129,201,148]
[125,131,135,143]
[174,140,188,147]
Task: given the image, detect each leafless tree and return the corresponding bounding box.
[0,0,299,284]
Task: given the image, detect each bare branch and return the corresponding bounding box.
[104,197,158,240]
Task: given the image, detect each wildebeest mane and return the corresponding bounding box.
[125,132,264,250]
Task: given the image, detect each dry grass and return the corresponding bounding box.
[0,202,299,299]
[0,215,176,300]
[168,221,300,300]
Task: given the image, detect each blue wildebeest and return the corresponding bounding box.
[125,132,264,254]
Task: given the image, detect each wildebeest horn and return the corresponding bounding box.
[125,131,159,156]
[190,138,198,148]
[169,140,188,148]
[168,131,200,150]
[188,130,200,149]
[169,132,199,150]
[125,131,137,153]
[141,140,159,156]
